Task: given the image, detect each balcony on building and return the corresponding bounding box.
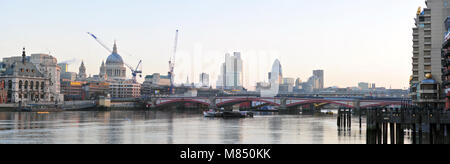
[414,74,441,105]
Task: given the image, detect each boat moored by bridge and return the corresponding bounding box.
[204,109,254,118]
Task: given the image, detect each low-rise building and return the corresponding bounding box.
[0,48,53,103]
[141,73,171,96]
[83,81,110,100]
[110,80,141,98]
[144,73,171,87]
[60,80,85,101]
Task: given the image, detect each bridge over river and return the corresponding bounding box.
[148,96,411,110]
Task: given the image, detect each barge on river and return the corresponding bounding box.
[204,109,254,118]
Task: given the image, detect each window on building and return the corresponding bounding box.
[425,65,432,71]
[24,81,28,89]
[19,80,23,89]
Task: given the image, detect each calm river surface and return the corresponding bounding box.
[0,110,373,144]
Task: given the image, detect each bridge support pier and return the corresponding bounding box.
[209,96,217,110]
[278,97,300,114]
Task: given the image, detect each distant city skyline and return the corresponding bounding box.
[0,0,427,89]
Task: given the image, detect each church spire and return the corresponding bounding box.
[22,47,26,63]
[79,60,87,80]
[113,40,118,54]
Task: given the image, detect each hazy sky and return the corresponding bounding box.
[0,0,426,89]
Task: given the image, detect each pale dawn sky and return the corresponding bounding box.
[0,0,427,89]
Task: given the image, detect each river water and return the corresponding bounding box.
[0,110,373,144]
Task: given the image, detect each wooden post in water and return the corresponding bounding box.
[359,108,362,130]
[348,109,352,130]
[418,110,423,144]
[377,108,382,144]
[343,109,347,131]
[390,122,395,144]
[337,109,341,131]
[383,122,388,144]
[396,123,403,144]
[412,109,417,144]
[366,108,375,144]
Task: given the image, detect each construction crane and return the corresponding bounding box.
[125,60,143,83]
[87,32,143,82]
[87,32,112,53]
[168,29,179,94]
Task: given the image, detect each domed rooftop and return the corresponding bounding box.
[106,42,124,65]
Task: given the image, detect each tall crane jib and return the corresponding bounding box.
[169,29,179,94]
[87,32,143,83]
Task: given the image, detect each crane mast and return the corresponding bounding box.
[169,30,179,94]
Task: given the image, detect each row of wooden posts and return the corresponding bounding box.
[366,108,450,144]
[337,108,352,131]
[339,106,450,144]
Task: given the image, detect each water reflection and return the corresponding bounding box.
[0,110,369,144]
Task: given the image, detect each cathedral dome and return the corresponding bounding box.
[106,53,124,65]
[106,42,124,65]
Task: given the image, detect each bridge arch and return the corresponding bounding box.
[216,97,280,107]
[286,99,354,108]
[154,98,211,108]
